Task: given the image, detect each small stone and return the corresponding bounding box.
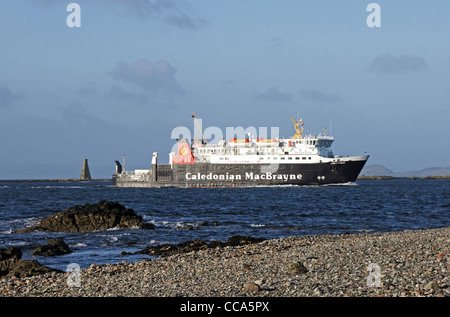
[424,281,439,290]
[242,263,251,272]
[254,279,264,286]
[243,282,260,293]
[313,287,324,296]
[287,261,308,275]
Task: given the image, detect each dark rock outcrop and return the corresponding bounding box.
[32,238,73,256]
[124,235,266,257]
[226,235,266,246]
[14,201,154,233]
[0,247,60,279]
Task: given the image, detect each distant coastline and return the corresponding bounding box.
[360,164,450,179]
[357,175,450,180]
[0,179,111,183]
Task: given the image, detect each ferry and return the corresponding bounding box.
[112,114,369,187]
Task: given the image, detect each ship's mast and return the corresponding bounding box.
[291,118,304,139]
[192,112,207,145]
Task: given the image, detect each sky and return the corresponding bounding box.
[0,0,449,179]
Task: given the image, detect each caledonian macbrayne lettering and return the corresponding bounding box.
[185,172,303,182]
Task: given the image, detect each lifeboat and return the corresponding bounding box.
[229,138,249,143]
[256,138,276,143]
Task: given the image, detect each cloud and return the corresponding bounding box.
[78,86,97,97]
[223,76,245,85]
[162,8,206,30]
[299,89,342,103]
[0,84,23,108]
[59,101,96,122]
[264,36,284,48]
[108,85,149,105]
[256,88,292,102]
[108,59,183,107]
[369,54,428,74]
[118,0,205,30]
[33,0,206,30]
[109,59,183,94]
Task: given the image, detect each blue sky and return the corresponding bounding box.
[1,0,449,179]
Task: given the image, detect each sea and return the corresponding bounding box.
[0,179,449,271]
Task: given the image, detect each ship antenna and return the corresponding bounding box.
[329,117,332,136]
[192,112,207,144]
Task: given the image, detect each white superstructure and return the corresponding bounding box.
[168,117,364,165]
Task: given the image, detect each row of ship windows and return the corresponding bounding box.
[218,156,312,161]
[199,148,312,154]
[198,148,313,156]
[261,156,312,160]
[293,140,317,146]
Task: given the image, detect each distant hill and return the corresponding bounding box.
[361,164,450,178]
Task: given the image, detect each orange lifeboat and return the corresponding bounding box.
[229,138,249,143]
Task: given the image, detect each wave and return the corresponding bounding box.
[106,227,121,231]
[30,186,84,189]
[27,184,111,189]
[0,217,40,232]
[3,240,29,247]
[250,182,358,188]
[250,224,266,228]
[323,182,358,187]
[148,239,179,246]
[147,219,219,231]
[252,184,303,188]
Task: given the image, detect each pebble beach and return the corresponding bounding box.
[1,227,449,297]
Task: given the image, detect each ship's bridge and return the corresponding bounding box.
[316,135,334,148]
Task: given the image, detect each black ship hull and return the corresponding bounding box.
[112,156,369,187]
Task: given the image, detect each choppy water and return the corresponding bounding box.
[0,179,449,271]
